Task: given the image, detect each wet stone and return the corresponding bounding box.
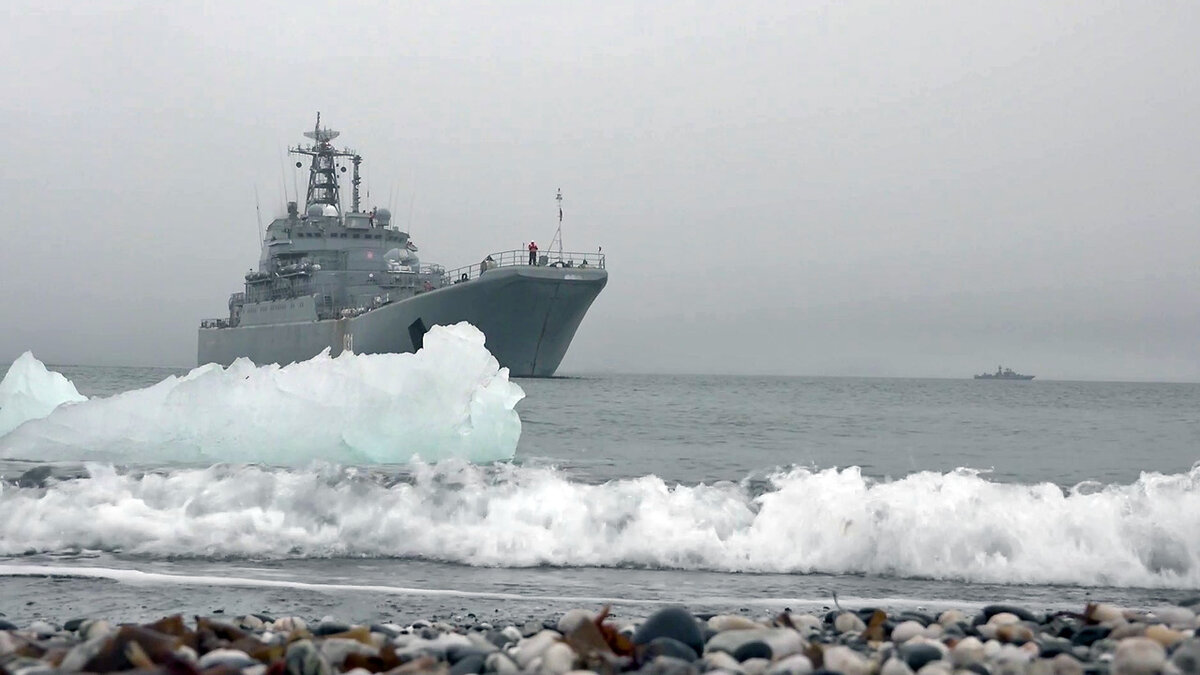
[285,639,332,675]
[370,623,401,638]
[313,620,352,636]
[449,653,486,675]
[903,643,945,671]
[199,648,258,670]
[642,637,700,663]
[1072,627,1111,647]
[445,644,496,663]
[733,641,773,662]
[643,655,700,675]
[896,612,936,627]
[634,607,704,657]
[1038,638,1075,658]
[983,606,1040,624]
[1169,638,1200,675]
[964,664,991,675]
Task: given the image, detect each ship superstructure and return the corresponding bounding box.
[199,116,607,376]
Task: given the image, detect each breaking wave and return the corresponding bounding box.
[0,323,523,465]
[2,462,1197,588]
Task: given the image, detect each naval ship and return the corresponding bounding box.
[198,117,607,376]
[973,366,1035,380]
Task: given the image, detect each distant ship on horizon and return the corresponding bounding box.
[974,366,1035,380]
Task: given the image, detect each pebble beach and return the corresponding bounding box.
[3,601,1199,675]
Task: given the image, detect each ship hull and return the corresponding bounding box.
[198,266,607,376]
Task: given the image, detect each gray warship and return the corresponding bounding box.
[974,366,1035,380]
[198,117,607,376]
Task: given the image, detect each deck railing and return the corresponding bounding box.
[441,249,606,285]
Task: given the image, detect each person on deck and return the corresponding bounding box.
[528,241,538,265]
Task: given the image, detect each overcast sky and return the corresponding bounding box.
[2,1,1198,381]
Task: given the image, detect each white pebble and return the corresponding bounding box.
[709,615,763,631]
[486,653,520,675]
[1051,653,1084,675]
[988,613,1021,627]
[1113,637,1167,675]
[938,609,966,626]
[995,644,1034,664]
[823,646,870,675]
[198,649,256,670]
[501,625,523,644]
[743,658,772,675]
[272,616,306,632]
[917,663,952,675]
[834,612,866,634]
[882,656,915,675]
[951,637,985,667]
[1153,606,1196,628]
[556,609,593,635]
[892,620,925,643]
[513,630,562,669]
[26,621,56,636]
[539,642,577,675]
[704,651,745,673]
[788,613,822,632]
[1091,604,1126,625]
[766,654,814,675]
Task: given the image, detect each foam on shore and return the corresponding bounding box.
[2,462,1197,588]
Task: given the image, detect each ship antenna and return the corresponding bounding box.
[407,190,417,234]
[278,146,290,206]
[549,188,565,262]
[351,154,362,213]
[254,184,264,243]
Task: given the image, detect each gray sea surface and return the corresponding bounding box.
[2,365,1198,625]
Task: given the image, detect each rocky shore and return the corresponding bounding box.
[2,601,1198,675]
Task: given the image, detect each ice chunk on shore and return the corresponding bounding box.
[0,323,523,464]
[0,352,87,436]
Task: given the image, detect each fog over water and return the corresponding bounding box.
[2,1,1198,381]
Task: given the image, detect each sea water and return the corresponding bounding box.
[1,349,1198,625]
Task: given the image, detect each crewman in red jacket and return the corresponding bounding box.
[528,241,538,265]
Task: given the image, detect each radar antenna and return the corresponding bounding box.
[289,112,362,213]
[548,188,565,262]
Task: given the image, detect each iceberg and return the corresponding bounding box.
[0,352,87,436]
[0,323,524,465]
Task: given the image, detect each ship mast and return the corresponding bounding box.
[549,188,565,261]
[289,113,362,212]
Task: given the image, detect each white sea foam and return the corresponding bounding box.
[2,462,1197,588]
[0,352,87,436]
[0,323,523,464]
